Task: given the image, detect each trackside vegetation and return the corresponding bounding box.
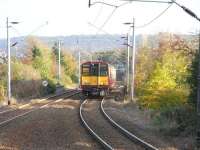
[92,32,199,135]
[0,33,199,136]
[0,37,77,102]
[135,33,198,135]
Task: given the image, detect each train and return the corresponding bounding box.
[80,61,116,96]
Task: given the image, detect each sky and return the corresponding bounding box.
[0,0,199,38]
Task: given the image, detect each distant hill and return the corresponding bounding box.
[0,34,147,52]
[0,33,196,56]
[0,35,124,53]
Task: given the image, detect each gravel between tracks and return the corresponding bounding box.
[0,95,101,150]
[103,99,194,150]
[82,100,143,150]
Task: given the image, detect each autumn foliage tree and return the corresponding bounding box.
[135,33,198,133]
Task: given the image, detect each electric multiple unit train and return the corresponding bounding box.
[80,61,116,96]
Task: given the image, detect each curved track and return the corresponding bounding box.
[80,99,143,150]
[0,90,80,127]
[101,98,158,150]
[80,99,113,150]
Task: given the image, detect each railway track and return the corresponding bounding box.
[0,89,76,114]
[80,99,142,150]
[0,89,74,115]
[101,98,158,150]
[0,89,80,127]
[80,98,158,150]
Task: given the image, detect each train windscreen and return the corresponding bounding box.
[82,63,108,76]
[82,64,98,76]
[90,64,98,76]
[82,64,90,76]
[100,64,108,76]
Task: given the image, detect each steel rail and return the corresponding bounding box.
[101,98,158,150]
[0,89,75,115]
[0,91,80,127]
[79,99,113,150]
[0,108,16,114]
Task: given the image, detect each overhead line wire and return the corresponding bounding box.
[95,1,131,34]
[96,7,118,34]
[93,5,103,24]
[88,22,111,35]
[88,22,124,44]
[120,0,172,4]
[136,3,173,28]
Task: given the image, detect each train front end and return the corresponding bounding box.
[81,61,111,96]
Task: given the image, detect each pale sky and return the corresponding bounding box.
[0,0,199,38]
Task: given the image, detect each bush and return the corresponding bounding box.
[10,61,43,99]
[0,84,5,101]
[60,75,73,86]
[153,105,196,135]
[45,79,56,94]
[71,74,78,83]
[135,35,196,135]
[139,88,188,110]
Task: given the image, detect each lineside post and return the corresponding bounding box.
[131,18,136,102]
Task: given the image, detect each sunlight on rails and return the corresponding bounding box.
[74,141,91,148]
[0,145,17,150]
[48,104,76,110]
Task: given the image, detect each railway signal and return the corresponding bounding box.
[42,80,48,87]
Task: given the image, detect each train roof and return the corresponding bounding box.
[82,61,109,65]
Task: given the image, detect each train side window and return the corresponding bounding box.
[100,64,108,76]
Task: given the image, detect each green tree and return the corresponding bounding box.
[52,43,78,85]
[187,52,199,106]
[28,38,56,93]
[32,45,41,58]
[52,42,65,65]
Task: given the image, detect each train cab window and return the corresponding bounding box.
[90,64,98,76]
[100,64,108,76]
[82,64,90,76]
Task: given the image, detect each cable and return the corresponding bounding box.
[94,1,130,34]
[171,0,200,22]
[88,22,125,45]
[28,21,48,35]
[10,26,23,37]
[93,5,103,24]
[118,1,132,7]
[120,0,172,4]
[88,22,111,34]
[90,1,118,8]
[136,3,173,28]
[96,7,117,34]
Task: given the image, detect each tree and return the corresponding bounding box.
[52,43,78,84]
[137,33,191,110]
[187,51,199,106]
[32,45,41,58]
